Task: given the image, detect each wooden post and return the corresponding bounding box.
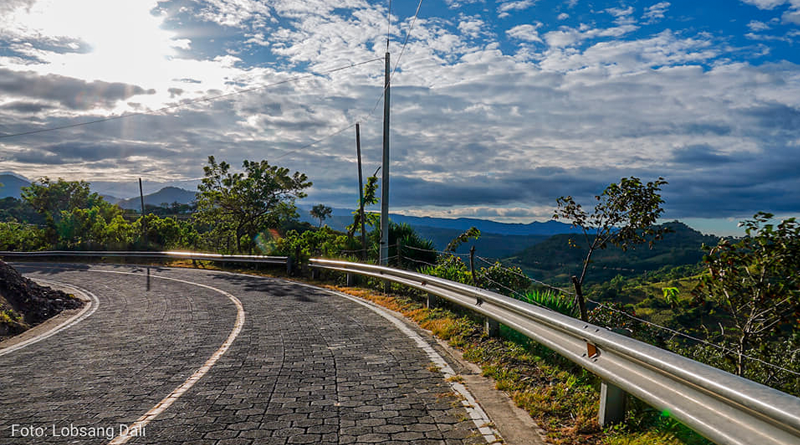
[572,275,588,322]
[469,246,477,286]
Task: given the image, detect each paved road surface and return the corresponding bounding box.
[0,264,491,445]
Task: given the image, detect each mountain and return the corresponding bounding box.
[116,187,197,210]
[0,173,31,198]
[412,225,551,258]
[297,205,582,237]
[505,221,723,286]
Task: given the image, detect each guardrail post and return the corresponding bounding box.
[311,267,320,280]
[599,381,626,427]
[427,293,439,309]
[286,256,294,276]
[598,328,631,427]
[346,272,357,287]
[484,318,499,337]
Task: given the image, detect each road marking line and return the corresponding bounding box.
[90,270,245,445]
[0,280,99,358]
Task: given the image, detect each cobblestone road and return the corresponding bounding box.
[0,264,490,445]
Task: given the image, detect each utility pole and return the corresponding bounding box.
[356,123,367,261]
[380,51,391,266]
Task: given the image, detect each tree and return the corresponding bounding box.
[554,176,669,321]
[195,156,312,253]
[310,204,332,228]
[692,212,800,377]
[21,178,118,247]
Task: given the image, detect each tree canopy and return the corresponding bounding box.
[195,156,311,253]
[554,176,668,320]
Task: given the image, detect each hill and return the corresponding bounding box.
[117,187,197,210]
[411,225,550,258]
[0,173,31,199]
[505,221,722,286]
[297,206,582,237]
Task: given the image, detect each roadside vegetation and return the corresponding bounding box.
[1,159,797,443]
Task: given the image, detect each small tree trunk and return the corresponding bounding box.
[737,333,748,377]
[572,276,588,322]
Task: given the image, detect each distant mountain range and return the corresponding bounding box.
[506,221,722,285]
[0,173,31,199]
[116,187,198,209]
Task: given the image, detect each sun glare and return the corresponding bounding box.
[6,0,199,109]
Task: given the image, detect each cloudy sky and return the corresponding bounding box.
[1,0,800,235]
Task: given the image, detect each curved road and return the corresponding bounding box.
[0,264,491,445]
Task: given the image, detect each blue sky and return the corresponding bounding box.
[1,0,800,236]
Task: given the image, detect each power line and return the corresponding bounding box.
[365,0,425,120]
[390,0,425,83]
[0,57,383,141]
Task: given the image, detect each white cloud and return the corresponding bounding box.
[740,0,790,9]
[784,8,800,23]
[506,24,543,42]
[606,6,636,25]
[443,0,484,9]
[497,0,535,19]
[543,23,639,48]
[748,20,772,31]
[740,0,800,22]
[643,2,670,24]
[557,12,569,20]
[458,15,489,39]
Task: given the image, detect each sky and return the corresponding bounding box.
[1,0,800,236]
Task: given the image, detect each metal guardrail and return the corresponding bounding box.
[2,250,798,444]
[309,258,800,445]
[0,250,289,265]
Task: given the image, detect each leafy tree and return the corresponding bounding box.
[195,156,311,253]
[21,177,115,245]
[0,197,43,224]
[554,177,669,320]
[0,221,44,251]
[692,212,800,377]
[310,204,332,228]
